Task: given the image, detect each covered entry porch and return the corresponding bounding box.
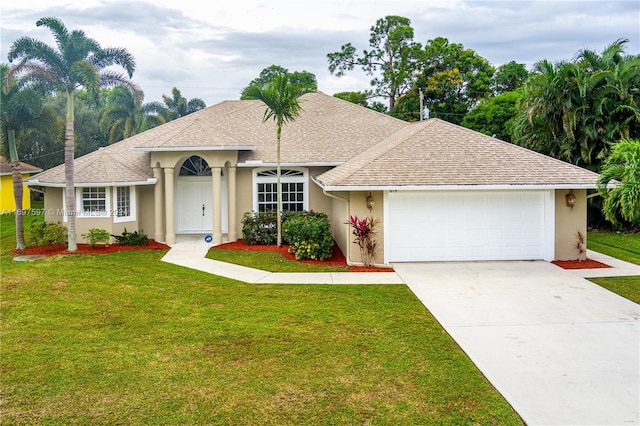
[149,151,239,245]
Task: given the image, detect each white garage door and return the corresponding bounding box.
[387,191,550,262]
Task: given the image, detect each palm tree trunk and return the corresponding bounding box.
[8,129,26,250]
[65,89,77,252]
[276,125,282,248]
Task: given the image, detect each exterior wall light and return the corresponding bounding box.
[565,192,576,209]
[366,192,375,212]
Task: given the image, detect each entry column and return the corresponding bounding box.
[211,167,222,245]
[153,166,165,242]
[227,165,237,242]
[164,167,176,244]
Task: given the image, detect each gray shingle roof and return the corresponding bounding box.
[314,119,600,188]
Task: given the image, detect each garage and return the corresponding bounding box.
[386,190,553,262]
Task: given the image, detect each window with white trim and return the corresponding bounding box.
[79,187,110,217]
[113,186,136,223]
[254,168,308,212]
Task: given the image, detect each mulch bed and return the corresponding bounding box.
[213,239,394,272]
[12,241,170,257]
[551,259,611,269]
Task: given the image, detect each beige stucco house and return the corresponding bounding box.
[26,92,600,264]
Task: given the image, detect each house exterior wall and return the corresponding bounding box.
[1,174,33,212]
[345,190,385,266]
[43,186,151,244]
[235,167,253,238]
[328,192,350,262]
[43,187,63,223]
[137,185,156,240]
[554,189,587,260]
[307,167,333,213]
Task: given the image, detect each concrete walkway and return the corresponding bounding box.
[162,235,640,424]
[161,235,404,284]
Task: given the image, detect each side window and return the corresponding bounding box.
[114,186,136,222]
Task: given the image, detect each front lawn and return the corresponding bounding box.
[588,230,640,303]
[1,210,522,424]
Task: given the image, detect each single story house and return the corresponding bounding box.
[27,92,600,265]
[1,156,42,213]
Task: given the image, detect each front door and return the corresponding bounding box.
[177,178,213,233]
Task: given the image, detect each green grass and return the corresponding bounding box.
[207,246,353,272]
[1,210,522,425]
[588,230,640,304]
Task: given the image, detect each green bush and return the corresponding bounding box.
[282,212,334,260]
[81,228,111,247]
[28,221,67,246]
[241,211,278,245]
[112,228,149,246]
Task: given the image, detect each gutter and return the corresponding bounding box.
[318,183,602,192]
[24,177,158,188]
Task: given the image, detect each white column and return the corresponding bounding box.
[227,165,237,242]
[153,166,165,242]
[164,167,176,244]
[212,167,222,245]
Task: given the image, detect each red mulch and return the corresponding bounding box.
[551,259,611,269]
[12,241,170,257]
[213,239,393,272]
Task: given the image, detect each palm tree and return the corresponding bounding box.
[8,17,137,251]
[100,86,165,144]
[244,74,313,247]
[0,64,43,249]
[513,39,639,169]
[597,139,640,226]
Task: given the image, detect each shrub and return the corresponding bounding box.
[112,228,149,246]
[241,211,278,245]
[28,221,67,246]
[346,215,380,267]
[282,212,334,260]
[81,228,111,247]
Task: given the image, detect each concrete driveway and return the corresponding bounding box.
[394,260,639,425]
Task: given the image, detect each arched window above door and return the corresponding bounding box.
[179,156,211,176]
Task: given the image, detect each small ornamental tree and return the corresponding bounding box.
[346,215,380,267]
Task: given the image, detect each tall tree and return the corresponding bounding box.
[460,90,523,141]
[394,37,494,124]
[243,74,313,247]
[240,65,317,99]
[512,39,639,168]
[493,61,529,94]
[0,64,44,249]
[597,139,640,226]
[100,86,164,144]
[328,15,421,111]
[8,16,137,251]
[156,87,206,120]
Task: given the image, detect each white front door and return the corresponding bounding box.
[177,179,213,233]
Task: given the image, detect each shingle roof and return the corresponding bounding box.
[314,119,601,188]
[28,137,153,185]
[27,93,600,188]
[28,92,408,185]
[0,156,42,176]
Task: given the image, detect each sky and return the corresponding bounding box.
[1,0,639,107]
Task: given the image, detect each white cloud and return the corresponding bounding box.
[1,0,638,105]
